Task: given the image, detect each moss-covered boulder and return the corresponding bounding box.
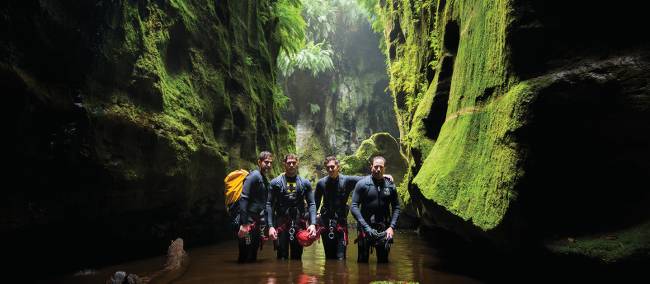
[2,0,293,277]
[341,132,408,187]
[376,0,650,264]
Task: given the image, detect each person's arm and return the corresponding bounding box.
[304,180,317,236]
[304,180,317,225]
[239,173,259,225]
[386,185,401,239]
[238,172,258,237]
[314,180,323,213]
[350,180,371,232]
[266,179,276,228]
[267,179,278,240]
[343,175,363,197]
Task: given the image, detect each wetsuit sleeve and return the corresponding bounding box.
[314,180,324,213]
[266,179,276,227]
[239,172,259,225]
[345,175,364,194]
[304,180,317,225]
[390,186,401,229]
[350,180,370,230]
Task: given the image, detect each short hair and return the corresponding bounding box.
[371,155,386,164]
[258,151,272,161]
[284,153,299,162]
[323,155,339,166]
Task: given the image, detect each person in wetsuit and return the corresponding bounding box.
[237,151,273,263]
[315,155,393,260]
[350,155,401,263]
[267,154,317,260]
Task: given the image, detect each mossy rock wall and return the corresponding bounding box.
[284,7,399,182]
[380,0,650,262]
[2,0,293,277]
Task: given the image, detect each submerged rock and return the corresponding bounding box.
[107,238,188,284]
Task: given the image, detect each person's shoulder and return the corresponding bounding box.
[386,178,397,189]
[297,175,312,186]
[247,170,263,181]
[358,175,373,186]
[270,174,283,185]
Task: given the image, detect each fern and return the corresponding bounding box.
[302,0,336,41]
[278,41,334,77]
[273,0,307,54]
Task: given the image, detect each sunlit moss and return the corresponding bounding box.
[341,132,408,187]
[378,0,527,230]
[413,82,533,229]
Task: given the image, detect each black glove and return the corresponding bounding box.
[364,226,379,239]
[373,231,389,246]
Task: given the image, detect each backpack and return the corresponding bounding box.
[224,169,249,212]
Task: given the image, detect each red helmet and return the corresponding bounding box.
[296,230,317,247]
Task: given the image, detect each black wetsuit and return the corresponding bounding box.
[237,169,269,263]
[314,174,364,260]
[350,176,401,263]
[267,174,316,259]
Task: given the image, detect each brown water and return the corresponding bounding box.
[57,230,482,283]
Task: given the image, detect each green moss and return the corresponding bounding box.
[2,0,300,253]
[413,82,535,229]
[88,0,297,176]
[341,137,379,175]
[403,78,437,159]
[341,132,408,187]
[378,0,527,230]
[546,221,650,263]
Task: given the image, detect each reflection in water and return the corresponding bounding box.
[58,231,482,283]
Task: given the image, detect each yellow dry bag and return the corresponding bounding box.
[224,169,249,209]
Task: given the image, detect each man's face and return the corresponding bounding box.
[258,157,273,175]
[284,157,298,177]
[370,158,385,180]
[326,160,340,178]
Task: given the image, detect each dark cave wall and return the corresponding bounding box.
[1,0,293,277]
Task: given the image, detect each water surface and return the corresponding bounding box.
[59,230,482,283]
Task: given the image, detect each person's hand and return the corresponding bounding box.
[385,227,394,240]
[364,226,378,238]
[268,227,278,240]
[238,224,253,238]
[307,224,317,237]
[383,174,394,182]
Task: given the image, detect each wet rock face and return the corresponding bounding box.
[2,0,291,278]
[516,54,650,235]
[284,9,399,182]
[381,0,650,260]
